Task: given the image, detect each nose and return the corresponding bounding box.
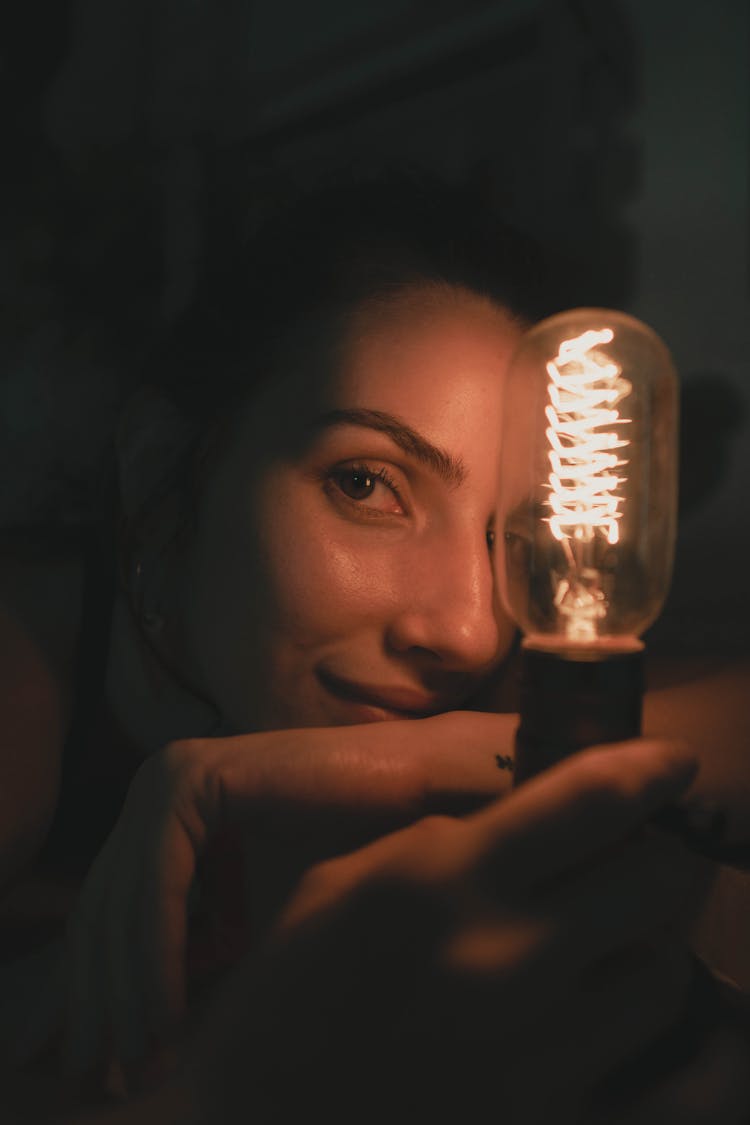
[385,524,503,674]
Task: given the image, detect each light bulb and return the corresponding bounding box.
[497,308,679,782]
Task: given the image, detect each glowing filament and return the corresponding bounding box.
[545,328,631,545]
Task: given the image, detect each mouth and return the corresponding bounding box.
[317,669,446,721]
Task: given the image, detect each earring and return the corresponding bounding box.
[131,558,166,633]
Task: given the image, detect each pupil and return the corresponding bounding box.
[346,470,374,499]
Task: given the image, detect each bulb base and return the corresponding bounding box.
[514,644,644,786]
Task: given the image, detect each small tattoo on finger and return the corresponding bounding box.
[495,754,514,772]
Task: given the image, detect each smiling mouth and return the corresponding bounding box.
[317,669,446,719]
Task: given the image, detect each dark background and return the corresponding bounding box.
[1,0,748,653]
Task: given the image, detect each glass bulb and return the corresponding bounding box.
[498,308,679,656]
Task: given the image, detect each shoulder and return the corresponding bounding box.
[0,529,84,887]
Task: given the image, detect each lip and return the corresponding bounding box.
[317,669,446,719]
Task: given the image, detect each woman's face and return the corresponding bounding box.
[178,285,523,732]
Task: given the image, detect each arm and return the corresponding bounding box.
[0,710,517,1084]
[4,736,747,1124]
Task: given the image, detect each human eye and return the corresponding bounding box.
[503,527,533,576]
[325,461,406,518]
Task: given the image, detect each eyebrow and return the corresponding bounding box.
[311,408,466,487]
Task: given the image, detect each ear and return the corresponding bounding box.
[116,386,196,521]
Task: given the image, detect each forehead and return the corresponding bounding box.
[329,285,523,447]
[230,284,524,479]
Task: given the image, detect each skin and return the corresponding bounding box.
[2,282,749,1121]
[155,284,522,736]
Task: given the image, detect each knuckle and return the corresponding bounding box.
[385,815,467,891]
[570,751,636,812]
[120,742,213,845]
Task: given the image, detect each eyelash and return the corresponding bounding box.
[322,464,497,552]
[325,462,406,518]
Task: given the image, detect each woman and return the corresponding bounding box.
[1,178,748,1123]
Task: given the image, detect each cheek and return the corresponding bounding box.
[261,500,402,638]
[255,483,402,643]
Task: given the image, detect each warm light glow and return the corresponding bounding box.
[545,328,631,546]
[499,308,678,651]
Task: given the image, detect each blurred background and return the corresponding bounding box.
[0,0,747,652]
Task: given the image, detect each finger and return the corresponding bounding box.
[430,925,694,1059]
[218,711,517,834]
[438,832,699,1001]
[410,710,517,813]
[466,738,698,887]
[197,829,251,972]
[278,813,470,935]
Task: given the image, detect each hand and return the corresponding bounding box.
[183,737,711,1125]
[10,711,516,1079]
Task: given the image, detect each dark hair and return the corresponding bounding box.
[145,173,553,427]
[121,172,556,564]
